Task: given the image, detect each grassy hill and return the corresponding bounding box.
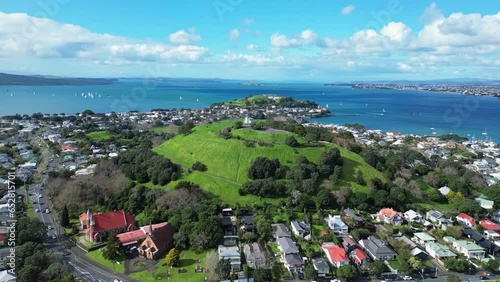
[153,120,382,204]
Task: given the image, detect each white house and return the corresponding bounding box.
[404,209,423,223]
[456,213,476,227]
[451,240,485,260]
[218,245,241,271]
[324,215,348,234]
[377,208,403,226]
[475,196,494,210]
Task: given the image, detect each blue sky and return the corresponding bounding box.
[0,1,499,81]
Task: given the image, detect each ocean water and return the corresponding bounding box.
[1,80,499,141]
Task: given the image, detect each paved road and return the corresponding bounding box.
[22,136,136,282]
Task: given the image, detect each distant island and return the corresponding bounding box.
[324,82,500,98]
[0,73,117,86]
[241,81,264,86]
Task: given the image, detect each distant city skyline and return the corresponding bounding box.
[0,1,499,81]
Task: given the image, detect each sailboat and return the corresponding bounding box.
[179,96,182,100]
[326,104,329,108]
[382,108,386,113]
[482,128,488,135]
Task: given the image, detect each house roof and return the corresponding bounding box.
[453,240,484,252]
[342,237,359,249]
[464,229,485,242]
[242,215,255,225]
[218,245,240,258]
[271,223,291,238]
[322,244,348,263]
[284,253,304,266]
[146,223,175,251]
[426,242,456,258]
[361,236,397,257]
[243,243,265,261]
[480,220,500,231]
[414,232,436,242]
[351,248,369,264]
[80,210,135,232]
[378,208,402,220]
[457,213,476,226]
[427,210,444,219]
[117,222,169,244]
[312,258,329,270]
[277,237,299,254]
[404,209,420,219]
[344,208,364,222]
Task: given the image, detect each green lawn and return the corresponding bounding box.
[85,250,125,273]
[271,243,280,254]
[129,250,207,282]
[86,131,111,140]
[153,120,381,203]
[153,125,178,134]
[388,260,400,270]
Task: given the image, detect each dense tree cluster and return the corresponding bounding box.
[247,157,283,180]
[118,145,179,184]
[240,179,289,197]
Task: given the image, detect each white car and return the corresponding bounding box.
[402,276,413,280]
[51,235,57,239]
[35,209,40,213]
[47,226,53,230]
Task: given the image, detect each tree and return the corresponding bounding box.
[336,264,357,280]
[191,161,207,171]
[189,216,222,251]
[317,189,333,208]
[60,205,70,228]
[369,260,389,277]
[356,171,365,185]
[216,259,231,281]
[205,250,219,282]
[318,147,343,176]
[482,259,499,272]
[444,258,468,272]
[446,225,464,239]
[445,274,462,282]
[253,268,273,282]
[408,257,423,271]
[247,157,282,180]
[165,248,180,267]
[17,265,42,282]
[102,232,121,261]
[234,120,243,129]
[255,217,272,242]
[304,263,318,280]
[41,263,72,281]
[285,136,299,147]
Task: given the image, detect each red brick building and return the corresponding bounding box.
[79,209,135,243]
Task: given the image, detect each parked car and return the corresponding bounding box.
[402,276,413,281]
[52,234,57,239]
[35,209,40,213]
[47,226,53,230]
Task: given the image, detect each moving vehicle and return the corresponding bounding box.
[402,276,413,280]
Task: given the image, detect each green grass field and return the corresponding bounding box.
[153,120,382,203]
[85,250,125,273]
[86,131,111,140]
[129,250,207,282]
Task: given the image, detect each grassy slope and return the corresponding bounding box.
[85,250,125,273]
[153,120,382,204]
[86,131,111,140]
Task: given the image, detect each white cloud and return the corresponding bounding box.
[168,28,202,44]
[246,44,260,51]
[0,12,208,64]
[223,51,284,66]
[420,2,443,24]
[341,5,355,16]
[270,29,320,48]
[229,29,240,41]
[380,22,412,43]
[241,18,254,25]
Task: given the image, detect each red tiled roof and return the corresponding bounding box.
[457,213,476,226]
[323,245,348,263]
[480,219,500,231]
[117,222,169,244]
[79,210,135,232]
[378,208,402,220]
[352,248,369,264]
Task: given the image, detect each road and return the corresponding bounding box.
[20,136,135,282]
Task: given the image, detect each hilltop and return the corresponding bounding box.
[153,119,382,204]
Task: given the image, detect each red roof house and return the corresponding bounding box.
[456,213,476,227]
[480,219,500,232]
[117,222,170,246]
[322,243,350,268]
[350,248,370,265]
[79,209,135,243]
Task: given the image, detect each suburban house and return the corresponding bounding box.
[492,212,500,223]
[240,215,256,233]
[425,242,456,260]
[394,236,429,260]
[403,209,423,223]
[117,221,173,247]
[438,185,451,196]
[480,220,500,232]
[277,235,304,273]
[290,221,311,240]
[325,215,349,234]
[312,258,330,277]
[464,229,500,258]
[426,210,451,226]
[243,243,266,269]
[271,223,291,239]
[413,232,436,246]
[283,253,305,273]
[377,208,403,226]
[322,243,350,268]
[79,209,135,243]
[277,237,299,255]
[475,196,494,209]
[350,248,370,266]
[218,245,241,271]
[359,236,397,260]
[456,213,476,227]
[344,208,364,224]
[342,236,360,253]
[483,230,500,240]
[137,223,175,259]
[451,240,485,259]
